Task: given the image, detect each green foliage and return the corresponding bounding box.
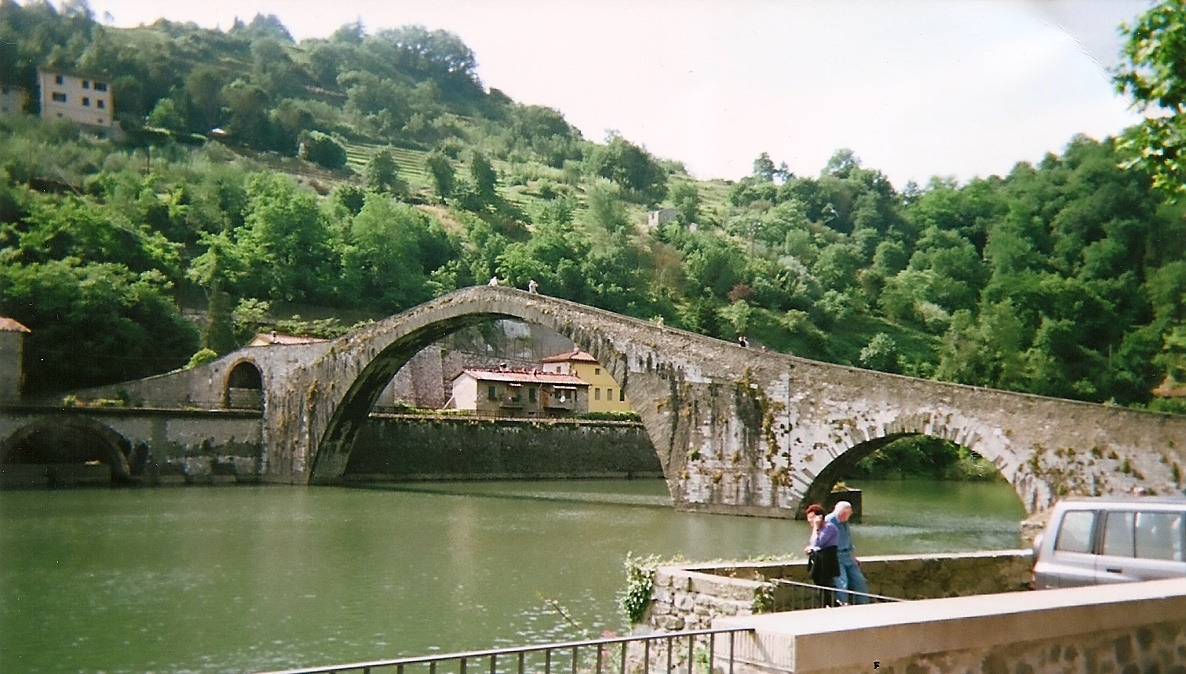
[848,437,1001,481]
[0,259,199,393]
[298,131,347,170]
[579,411,642,422]
[364,149,402,195]
[618,552,660,625]
[587,133,668,205]
[186,348,219,369]
[1114,0,1186,198]
[425,150,456,201]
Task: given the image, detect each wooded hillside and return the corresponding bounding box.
[2,0,1185,419]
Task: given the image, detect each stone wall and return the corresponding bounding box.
[715,577,1186,674]
[643,550,1033,632]
[345,416,662,480]
[1,407,661,487]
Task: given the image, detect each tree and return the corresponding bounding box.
[670,181,701,225]
[587,133,668,205]
[859,333,902,374]
[1114,0,1186,198]
[585,183,629,234]
[425,150,456,202]
[365,149,401,194]
[0,260,199,393]
[298,131,347,169]
[188,232,245,355]
[185,66,225,132]
[469,151,498,205]
[235,173,334,302]
[752,152,777,181]
[339,195,450,310]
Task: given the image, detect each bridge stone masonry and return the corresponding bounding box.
[7,285,1186,516]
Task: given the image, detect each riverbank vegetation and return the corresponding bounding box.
[849,438,1001,482]
[2,0,1186,423]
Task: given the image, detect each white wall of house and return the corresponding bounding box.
[38,70,113,128]
[450,373,479,410]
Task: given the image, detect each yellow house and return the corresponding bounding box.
[38,68,114,129]
[539,348,632,413]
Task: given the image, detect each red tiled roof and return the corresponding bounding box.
[455,368,589,386]
[540,349,599,364]
[1152,376,1186,398]
[0,317,30,333]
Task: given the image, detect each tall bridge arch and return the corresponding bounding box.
[259,286,1186,517]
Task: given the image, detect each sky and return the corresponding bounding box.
[76,0,1157,189]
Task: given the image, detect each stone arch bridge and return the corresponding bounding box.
[9,285,1186,516]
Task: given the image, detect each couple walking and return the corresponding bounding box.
[803,501,868,606]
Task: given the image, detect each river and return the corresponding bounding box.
[0,479,1026,673]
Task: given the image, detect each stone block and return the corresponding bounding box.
[659,615,684,631]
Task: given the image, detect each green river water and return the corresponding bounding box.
[0,479,1027,673]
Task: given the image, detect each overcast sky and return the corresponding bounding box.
[78,0,1156,188]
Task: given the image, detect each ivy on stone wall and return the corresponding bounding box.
[619,552,661,624]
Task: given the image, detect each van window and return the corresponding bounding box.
[1054,510,1095,554]
[1135,511,1183,561]
[1102,511,1135,557]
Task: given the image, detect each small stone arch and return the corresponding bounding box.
[796,413,1025,517]
[1,416,133,483]
[225,359,264,410]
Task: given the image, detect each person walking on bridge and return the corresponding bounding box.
[826,501,869,604]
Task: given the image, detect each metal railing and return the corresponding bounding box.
[255,627,752,674]
[768,578,907,611]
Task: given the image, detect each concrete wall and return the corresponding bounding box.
[345,416,662,480]
[715,578,1186,674]
[644,550,1034,632]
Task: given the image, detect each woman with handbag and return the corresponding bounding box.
[804,503,840,607]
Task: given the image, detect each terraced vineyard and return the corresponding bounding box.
[343,141,434,191]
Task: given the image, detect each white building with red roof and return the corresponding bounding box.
[449,365,590,417]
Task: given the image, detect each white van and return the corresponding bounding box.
[1031,496,1186,589]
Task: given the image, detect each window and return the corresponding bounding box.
[487,385,497,401]
[51,92,66,102]
[97,100,105,109]
[619,389,626,402]
[94,82,108,92]
[1102,511,1135,557]
[82,80,90,89]
[1054,511,1095,554]
[595,388,601,400]
[528,387,537,403]
[1135,511,1183,561]
[607,388,613,401]
[595,368,601,375]
[82,97,90,106]
[54,74,63,85]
